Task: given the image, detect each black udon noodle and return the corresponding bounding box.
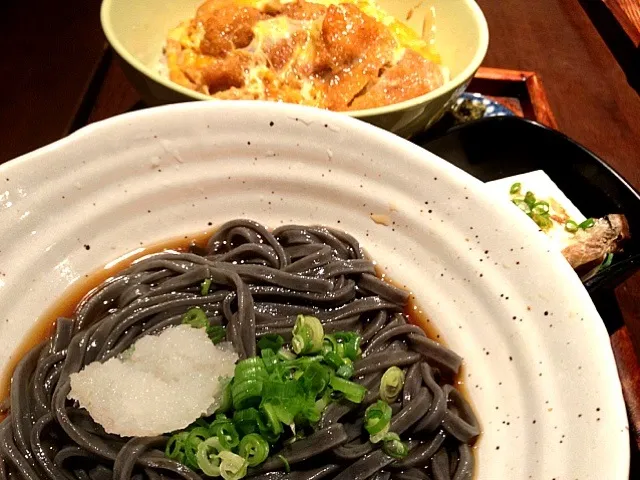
[0,219,479,480]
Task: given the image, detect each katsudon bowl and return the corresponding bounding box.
[100,0,489,137]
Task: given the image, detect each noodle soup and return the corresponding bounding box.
[0,220,479,480]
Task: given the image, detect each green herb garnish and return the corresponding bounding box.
[181,307,226,344]
[380,366,405,404]
[167,314,370,478]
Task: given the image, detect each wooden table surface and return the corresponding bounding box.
[2,0,640,474]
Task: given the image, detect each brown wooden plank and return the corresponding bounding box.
[604,0,640,47]
[612,326,640,451]
[469,68,556,127]
[476,0,640,191]
[475,66,534,82]
[0,0,107,163]
[524,73,558,129]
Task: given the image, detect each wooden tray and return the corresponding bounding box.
[578,0,640,92]
[466,67,558,128]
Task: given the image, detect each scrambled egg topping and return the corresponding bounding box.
[165,0,446,111]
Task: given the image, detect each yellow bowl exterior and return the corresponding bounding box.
[101,0,488,137]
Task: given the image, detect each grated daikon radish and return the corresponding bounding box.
[68,325,237,437]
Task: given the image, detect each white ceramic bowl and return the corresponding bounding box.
[0,102,629,478]
[100,0,489,137]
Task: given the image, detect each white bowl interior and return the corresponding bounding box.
[0,102,629,479]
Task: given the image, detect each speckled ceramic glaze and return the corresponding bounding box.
[0,102,629,478]
[100,0,489,137]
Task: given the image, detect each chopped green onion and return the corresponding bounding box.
[510,182,522,195]
[314,389,332,413]
[329,375,366,403]
[184,427,210,470]
[380,366,405,403]
[382,432,408,459]
[531,213,553,231]
[322,335,339,355]
[262,378,304,405]
[260,348,279,374]
[260,402,284,435]
[565,220,579,233]
[277,347,296,361]
[182,307,225,343]
[278,455,291,473]
[532,201,550,215]
[181,307,208,329]
[579,218,595,229]
[283,429,306,446]
[232,379,264,410]
[322,350,344,370]
[165,431,189,465]
[216,379,232,414]
[524,191,536,208]
[196,437,223,477]
[364,400,392,439]
[332,332,362,360]
[235,357,268,380]
[601,252,614,269]
[258,334,285,352]
[187,427,211,446]
[201,278,212,296]
[292,315,324,355]
[212,422,240,450]
[233,358,268,409]
[299,362,330,396]
[207,325,226,344]
[512,199,531,214]
[233,408,267,436]
[238,433,270,466]
[296,397,322,424]
[336,358,354,379]
[218,450,248,480]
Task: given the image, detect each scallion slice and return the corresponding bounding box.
[292,315,324,355]
[258,334,285,352]
[181,307,208,329]
[512,199,532,214]
[382,432,408,459]
[565,220,579,233]
[207,325,226,344]
[364,400,392,438]
[524,191,537,208]
[329,375,366,403]
[510,182,522,195]
[212,422,239,450]
[218,450,248,480]
[601,252,614,269]
[531,201,550,215]
[380,366,405,403]
[201,278,212,296]
[196,437,224,477]
[579,218,595,229]
[238,433,269,466]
